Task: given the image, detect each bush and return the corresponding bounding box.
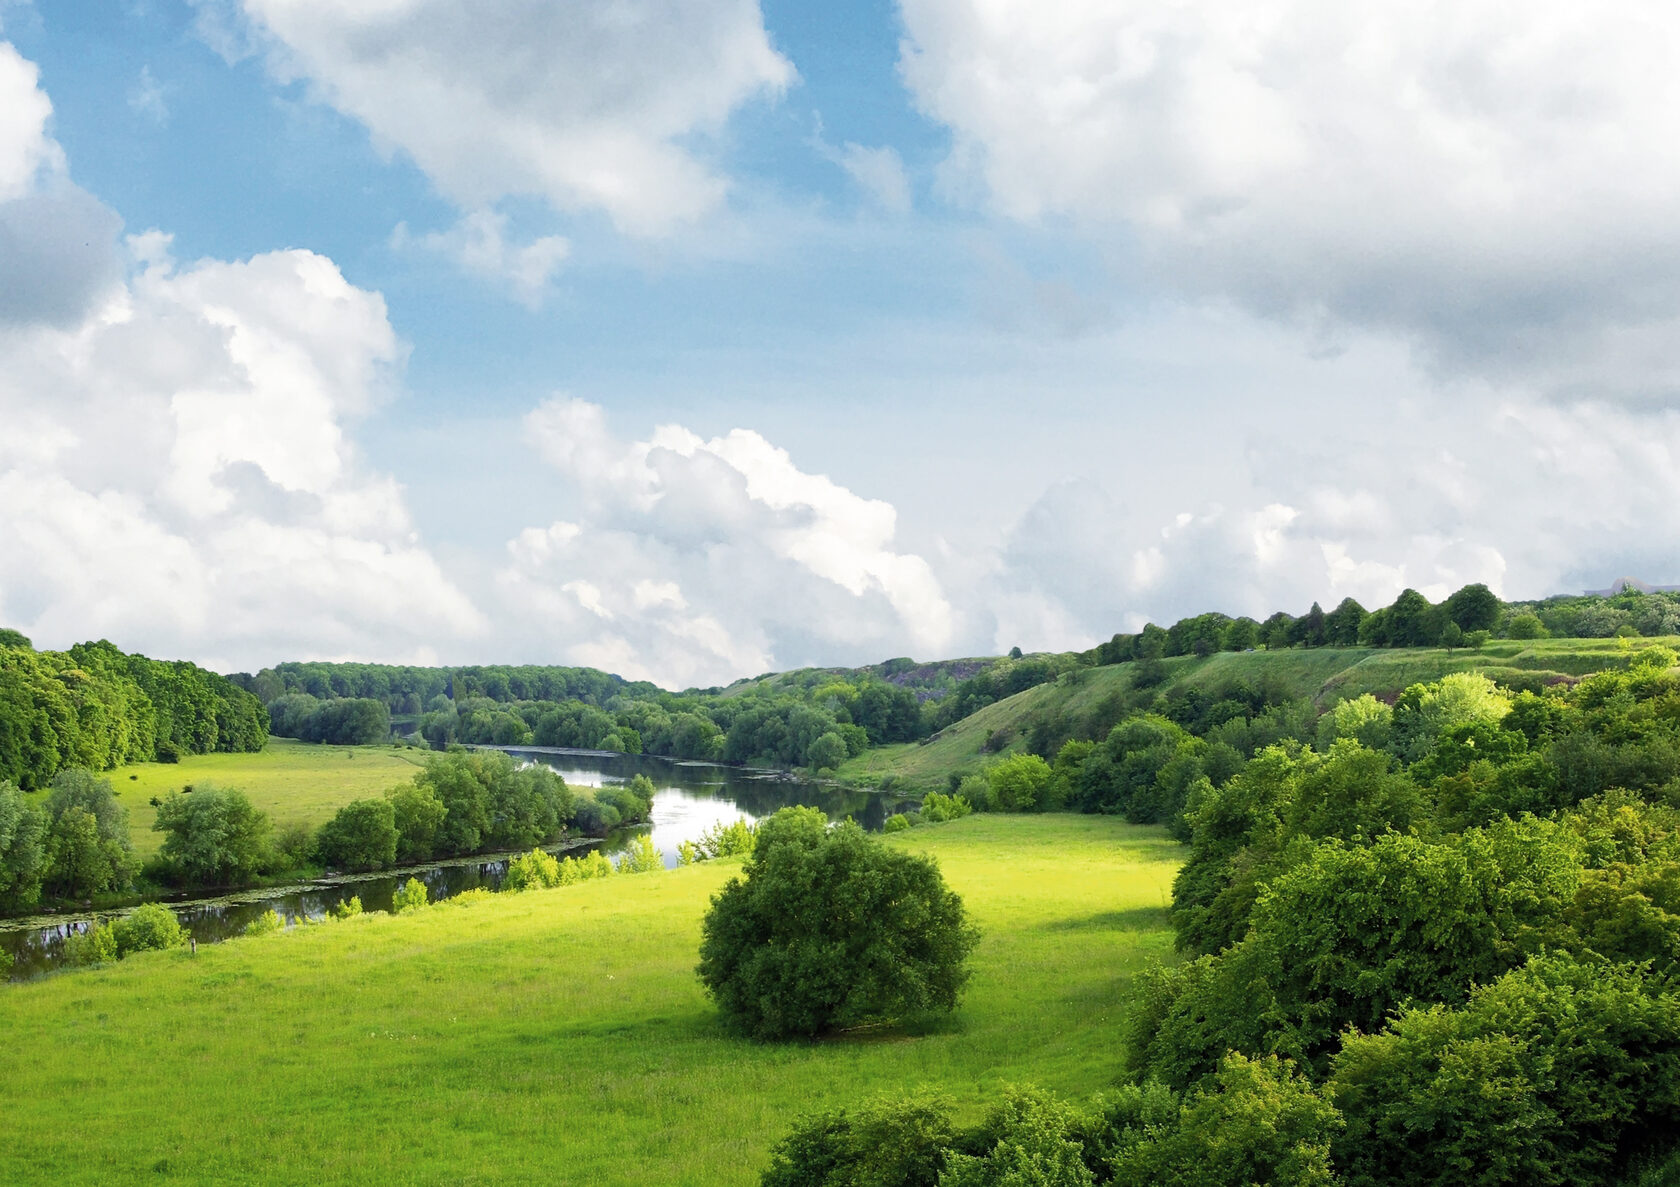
[696,818,757,859]
[884,813,913,833]
[697,807,980,1039]
[920,792,971,823]
[955,773,996,813]
[572,798,622,836]
[678,839,700,865]
[986,753,1054,812]
[329,895,363,919]
[392,877,429,913]
[503,847,561,891]
[761,1095,956,1187]
[557,851,614,885]
[314,798,398,871]
[940,1089,1094,1187]
[112,903,185,957]
[617,833,663,874]
[243,909,284,937]
[64,922,117,966]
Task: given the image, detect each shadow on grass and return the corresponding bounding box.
[1045,906,1171,933]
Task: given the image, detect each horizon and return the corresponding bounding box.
[5,3,1680,688]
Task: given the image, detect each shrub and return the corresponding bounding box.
[761,1095,956,1187]
[503,847,561,891]
[243,909,284,938]
[387,782,447,863]
[920,792,972,823]
[572,798,622,836]
[557,851,614,885]
[697,807,980,1039]
[0,947,11,980]
[314,798,398,871]
[447,888,494,906]
[955,773,996,813]
[696,818,757,859]
[940,1089,1094,1187]
[884,813,913,833]
[392,877,429,913]
[65,922,117,966]
[677,839,700,865]
[112,903,185,957]
[617,833,663,874]
[986,753,1054,812]
[271,821,316,870]
[329,895,363,919]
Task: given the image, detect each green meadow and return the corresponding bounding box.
[96,737,430,861]
[0,815,1179,1185]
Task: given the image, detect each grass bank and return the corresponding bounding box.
[99,737,430,861]
[0,814,1178,1185]
[840,637,1679,791]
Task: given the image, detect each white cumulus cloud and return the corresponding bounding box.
[899,0,1680,398]
[497,397,956,688]
[224,0,794,236]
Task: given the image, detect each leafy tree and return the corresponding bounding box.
[112,902,185,956]
[64,921,117,966]
[697,807,979,1039]
[1324,597,1368,646]
[0,780,47,911]
[387,781,447,863]
[617,833,663,873]
[152,785,272,886]
[1507,612,1547,640]
[940,1089,1094,1187]
[315,798,399,871]
[44,807,126,899]
[1445,583,1501,633]
[806,731,847,773]
[986,752,1054,812]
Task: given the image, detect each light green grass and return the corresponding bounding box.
[0,814,1179,1185]
[103,738,430,860]
[841,639,1678,790]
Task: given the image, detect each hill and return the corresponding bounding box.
[837,637,1676,790]
[0,815,1177,1185]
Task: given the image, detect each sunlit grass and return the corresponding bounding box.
[0,815,1179,1185]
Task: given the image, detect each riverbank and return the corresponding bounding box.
[0,815,1181,1185]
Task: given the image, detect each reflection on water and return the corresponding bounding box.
[1,749,910,981]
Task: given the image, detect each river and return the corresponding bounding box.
[0,749,913,981]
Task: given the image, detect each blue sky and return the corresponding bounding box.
[4,1,1680,686]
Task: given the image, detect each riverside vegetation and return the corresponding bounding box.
[6,584,1680,1183]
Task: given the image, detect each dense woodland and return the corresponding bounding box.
[0,631,266,790]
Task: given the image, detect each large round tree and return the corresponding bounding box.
[697,806,980,1040]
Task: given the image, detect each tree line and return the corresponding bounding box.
[0,749,652,912]
[0,632,266,791]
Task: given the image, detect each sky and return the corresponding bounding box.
[3,0,1680,688]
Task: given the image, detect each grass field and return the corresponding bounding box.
[100,738,431,861]
[838,637,1680,790]
[0,815,1180,1185]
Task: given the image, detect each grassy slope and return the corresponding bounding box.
[100,738,430,861]
[839,638,1680,790]
[0,815,1179,1185]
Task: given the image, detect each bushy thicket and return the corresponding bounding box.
[762,649,1680,1185]
[0,635,265,790]
[698,807,979,1039]
[265,695,390,745]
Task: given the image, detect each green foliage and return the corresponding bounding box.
[0,780,46,911]
[554,851,614,885]
[503,847,562,892]
[1316,693,1393,751]
[1507,611,1548,639]
[677,839,699,865]
[329,895,363,919]
[112,903,185,956]
[986,752,1053,812]
[243,909,284,937]
[267,695,390,745]
[919,792,972,823]
[761,1096,956,1187]
[42,769,134,898]
[806,731,848,772]
[883,813,912,833]
[940,1089,1094,1187]
[64,921,117,966]
[1111,1054,1339,1186]
[698,807,980,1039]
[617,833,663,874]
[406,748,573,856]
[1331,954,1680,1187]
[391,876,429,913]
[152,785,271,887]
[314,798,398,871]
[694,817,757,860]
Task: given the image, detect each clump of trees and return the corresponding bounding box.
[0,635,266,790]
[697,806,979,1039]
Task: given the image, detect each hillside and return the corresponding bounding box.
[0,816,1177,1185]
[838,636,1677,790]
